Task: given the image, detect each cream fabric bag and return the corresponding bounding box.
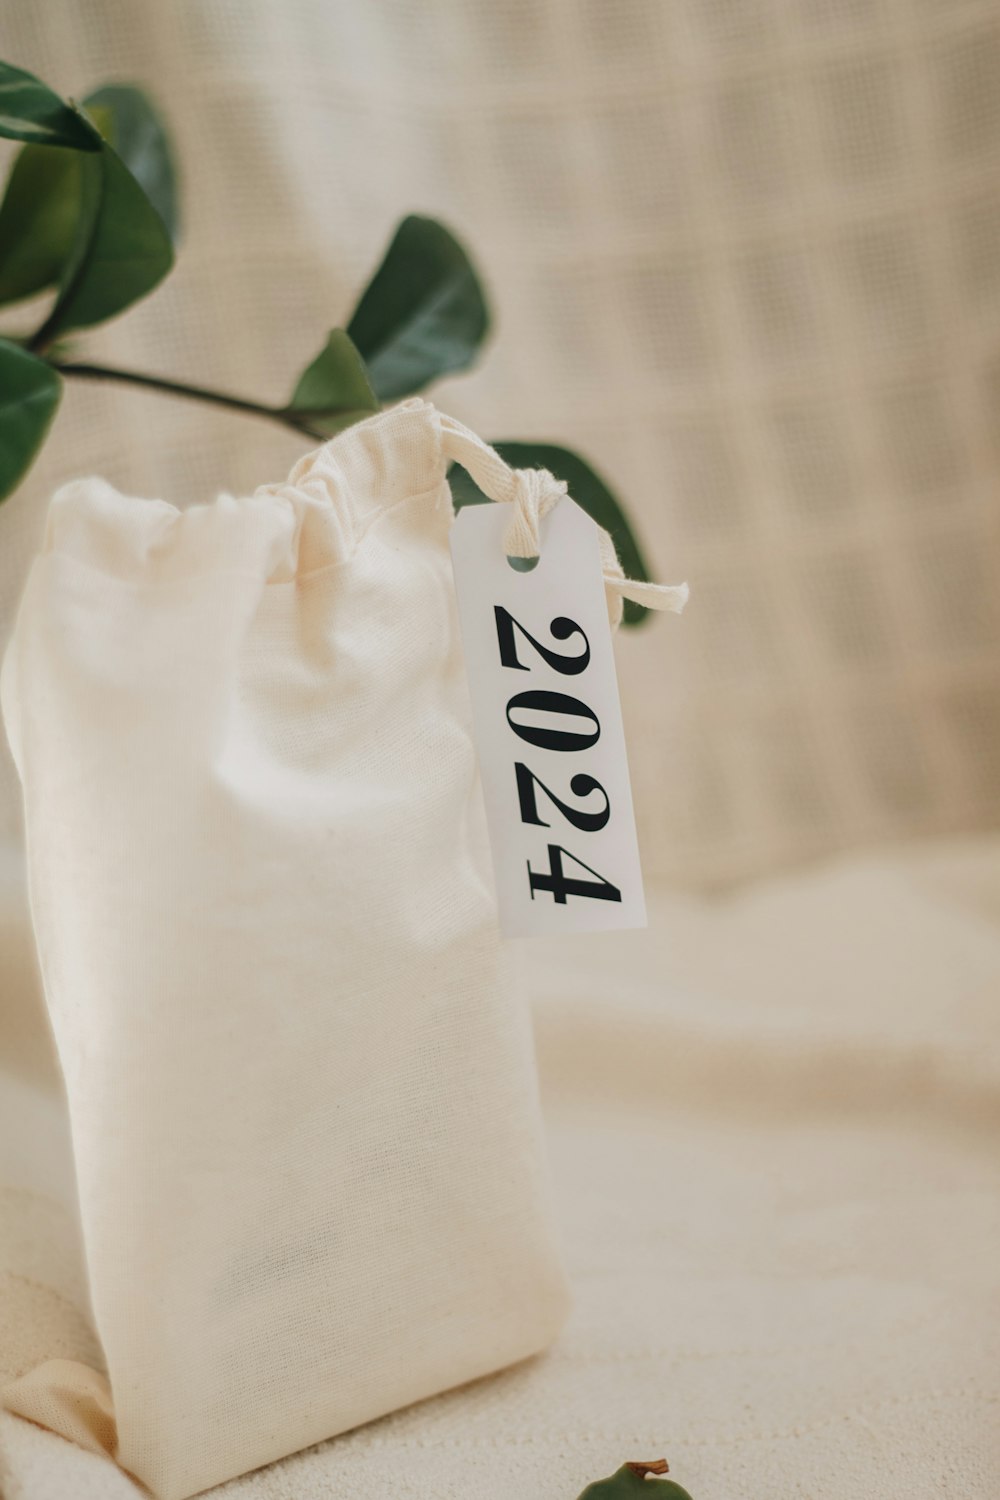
[0,400,573,1499]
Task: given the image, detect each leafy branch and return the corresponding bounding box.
[41,361,329,440]
[0,59,654,623]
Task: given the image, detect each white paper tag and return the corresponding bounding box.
[450,496,647,939]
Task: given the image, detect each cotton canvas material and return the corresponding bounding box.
[0,399,570,1500]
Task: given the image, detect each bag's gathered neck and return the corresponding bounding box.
[439,414,688,629]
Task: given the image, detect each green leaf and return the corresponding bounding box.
[0,337,61,500]
[83,84,179,242]
[347,215,489,401]
[287,328,380,436]
[0,142,82,305]
[449,441,654,627]
[0,82,179,309]
[0,60,100,150]
[38,137,174,341]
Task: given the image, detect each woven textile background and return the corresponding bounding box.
[2,0,999,886]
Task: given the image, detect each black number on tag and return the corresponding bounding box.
[506,690,600,752]
[515,762,610,832]
[527,844,623,905]
[495,608,590,675]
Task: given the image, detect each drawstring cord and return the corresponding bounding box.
[440,414,688,629]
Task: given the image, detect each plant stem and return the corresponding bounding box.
[46,360,332,442]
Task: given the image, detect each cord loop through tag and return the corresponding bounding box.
[505,468,567,558]
[440,413,689,628]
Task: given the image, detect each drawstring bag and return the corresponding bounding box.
[1,399,675,1500]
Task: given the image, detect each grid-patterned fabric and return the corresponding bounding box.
[2,0,1000,885]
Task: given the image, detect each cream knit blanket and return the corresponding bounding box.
[1,841,998,1498]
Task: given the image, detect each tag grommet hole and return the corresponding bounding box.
[507,555,539,573]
